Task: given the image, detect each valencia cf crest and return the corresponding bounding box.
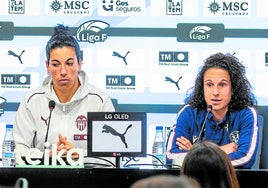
[76,115,87,131]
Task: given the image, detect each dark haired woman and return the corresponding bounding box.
[181,140,240,188]
[166,52,258,169]
[14,25,115,163]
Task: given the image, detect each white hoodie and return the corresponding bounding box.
[13,70,115,165]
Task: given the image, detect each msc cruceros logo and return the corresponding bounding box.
[76,20,109,43]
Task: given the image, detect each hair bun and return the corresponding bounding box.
[54,24,70,35]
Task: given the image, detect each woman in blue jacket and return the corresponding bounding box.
[166,52,258,169]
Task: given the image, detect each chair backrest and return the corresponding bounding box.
[14,178,28,188]
[251,115,263,169]
[111,98,119,111]
[259,114,268,169]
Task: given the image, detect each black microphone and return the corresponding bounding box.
[195,105,212,143]
[44,100,56,147]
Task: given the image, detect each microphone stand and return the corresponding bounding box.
[44,109,53,145]
[196,105,212,143]
[44,100,55,148]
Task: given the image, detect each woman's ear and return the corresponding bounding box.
[78,59,82,72]
[45,60,50,75]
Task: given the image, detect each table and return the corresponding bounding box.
[0,167,267,188]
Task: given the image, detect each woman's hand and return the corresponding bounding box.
[176,136,193,151]
[54,134,79,159]
[56,134,74,152]
[220,142,238,154]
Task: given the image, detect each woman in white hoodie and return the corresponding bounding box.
[13,24,115,166]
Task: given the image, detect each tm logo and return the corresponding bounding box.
[76,20,109,43]
[159,51,188,62]
[1,74,31,85]
[106,75,135,86]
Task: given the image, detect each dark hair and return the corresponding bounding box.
[45,24,80,61]
[130,175,201,188]
[181,141,239,188]
[185,52,257,111]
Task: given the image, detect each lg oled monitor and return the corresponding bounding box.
[87,112,147,157]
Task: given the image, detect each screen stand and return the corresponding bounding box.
[115,156,120,168]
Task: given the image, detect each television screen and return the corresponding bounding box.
[87,112,147,158]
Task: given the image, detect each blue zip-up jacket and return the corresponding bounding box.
[166,105,259,169]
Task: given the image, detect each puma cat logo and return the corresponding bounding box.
[165,76,182,90]
[102,124,132,148]
[112,51,130,65]
[8,50,25,64]
[41,116,49,126]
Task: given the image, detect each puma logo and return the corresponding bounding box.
[112,51,130,65]
[8,50,25,64]
[41,116,49,126]
[102,124,132,148]
[165,76,182,90]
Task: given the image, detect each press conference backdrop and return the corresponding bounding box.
[1,0,268,164]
